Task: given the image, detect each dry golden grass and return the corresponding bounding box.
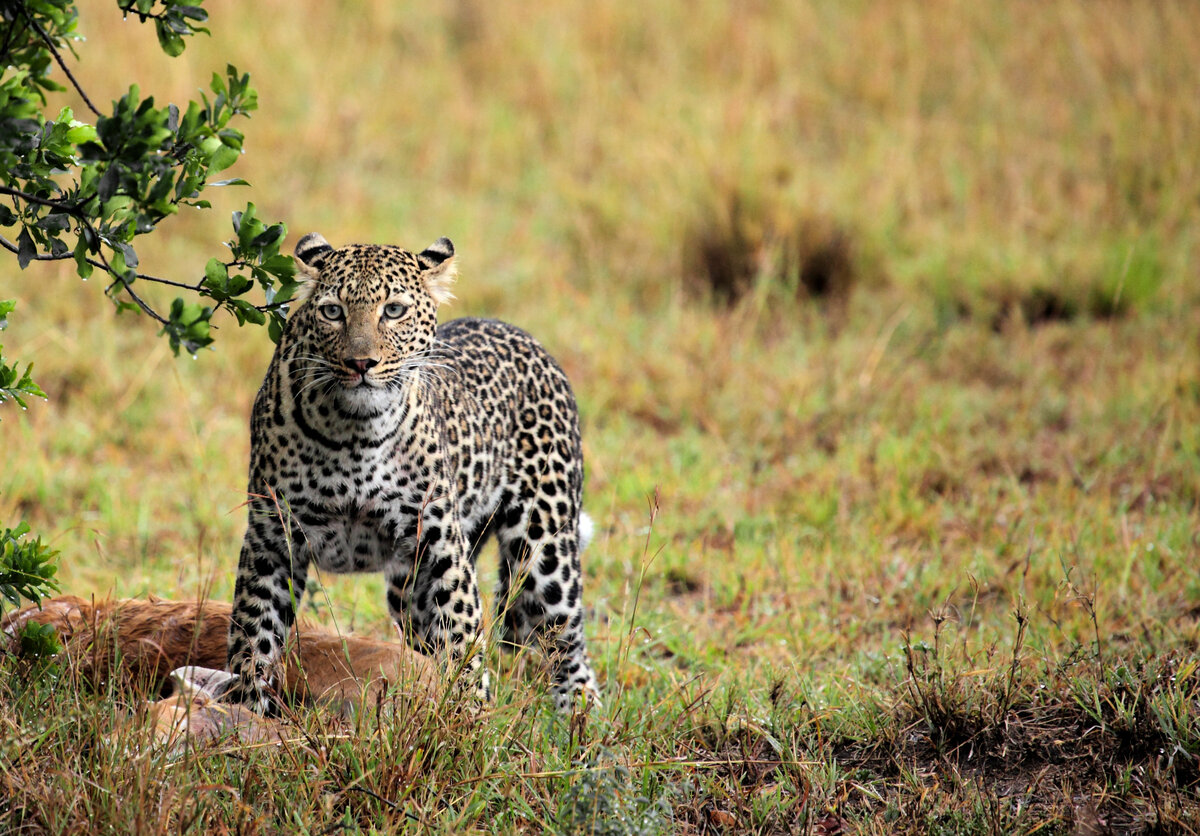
[2,1,1199,832]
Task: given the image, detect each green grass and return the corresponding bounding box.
[3,0,1200,832]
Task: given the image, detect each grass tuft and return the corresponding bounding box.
[681,185,861,311]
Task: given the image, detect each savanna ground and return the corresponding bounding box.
[2,1,1199,833]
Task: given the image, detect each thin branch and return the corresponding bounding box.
[18,6,103,118]
[0,234,73,261]
[0,184,86,218]
[3,187,290,328]
[1,226,196,328]
[103,270,199,300]
[115,2,172,24]
[129,271,202,291]
[1,232,205,295]
[0,186,165,324]
[86,242,169,326]
[0,16,30,60]
[110,278,168,325]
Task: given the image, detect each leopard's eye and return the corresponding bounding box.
[382,303,408,320]
[319,303,344,322]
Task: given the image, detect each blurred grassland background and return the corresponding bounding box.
[2,0,1199,714]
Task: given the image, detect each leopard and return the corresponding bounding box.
[225,232,599,714]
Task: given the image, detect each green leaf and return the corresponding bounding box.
[15,228,36,269]
[251,224,284,250]
[65,120,99,145]
[154,19,186,56]
[36,213,71,233]
[208,143,240,173]
[73,236,94,280]
[262,253,297,280]
[230,298,266,326]
[268,312,285,344]
[14,363,46,401]
[175,6,210,23]
[109,246,136,283]
[161,296,215,354]
[204,256,228,287]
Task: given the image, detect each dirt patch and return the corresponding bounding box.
[675,720,807,834]
[666,652,1200,834]
[664,567,704,597]
[832,658,1200,833]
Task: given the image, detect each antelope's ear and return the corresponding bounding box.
[418,237,457,305]
[165,666,238,700]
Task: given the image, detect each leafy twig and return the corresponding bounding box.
[18,5,103,117]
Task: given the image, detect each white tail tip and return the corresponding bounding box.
[579,512,595,553]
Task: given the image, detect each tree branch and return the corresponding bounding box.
[0,184,171,324]
[2,185,287,332]
[115,2,171,24]
[134,273,203,291]
[0,184,89,221]
[18,6,103,119]
[116,281,168,324]
[0,16,30,60]
[1,232,205,294]
[0,234,73,261]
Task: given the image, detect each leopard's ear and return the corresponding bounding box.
[295,232,333,265]
[294,233,332,301]
[418,237,456,305]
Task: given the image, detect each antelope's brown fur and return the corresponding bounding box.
[2,595,436,707]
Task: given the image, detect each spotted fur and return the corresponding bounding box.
[226,233,599,713]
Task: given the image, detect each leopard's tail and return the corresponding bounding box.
[579,512,596,554]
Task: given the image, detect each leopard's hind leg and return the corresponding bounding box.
[494,483,599,711]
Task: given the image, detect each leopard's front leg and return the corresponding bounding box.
[226,499,309,714]
[386,508,489,701]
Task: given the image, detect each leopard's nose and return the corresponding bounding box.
[345,357,379,374]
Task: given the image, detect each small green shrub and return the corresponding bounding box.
[557,754,673,836]
[0,521,60,612]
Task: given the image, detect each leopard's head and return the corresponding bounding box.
[287,233,457,401]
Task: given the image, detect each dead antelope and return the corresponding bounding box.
[2,596,437,748]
